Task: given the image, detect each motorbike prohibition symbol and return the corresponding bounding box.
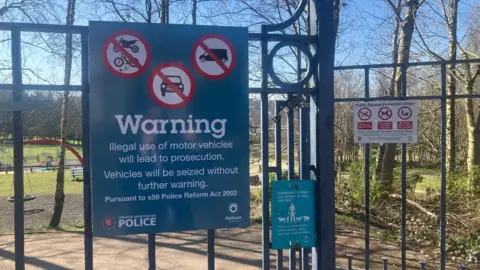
[113,37,140,53]
[113,55,139,69]
[113,37,140,70]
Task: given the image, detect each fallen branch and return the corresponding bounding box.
[390,194,437,219]
[447,213,472,230]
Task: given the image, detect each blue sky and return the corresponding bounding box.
[0,0,478,88]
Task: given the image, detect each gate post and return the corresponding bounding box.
[260,25,271,270]
[81,31,94,270]
[11,27,25,270]
[311,0,336,269]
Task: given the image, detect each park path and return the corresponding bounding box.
[0,228,448,269]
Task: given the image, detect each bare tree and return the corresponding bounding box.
[374,0,402,181]
[417,0,480,184]
[49,0,76,228]
[380,0,423,189]
[445,0,458,173]
[192,0,196,25]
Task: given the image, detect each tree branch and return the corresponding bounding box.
[108,0,128,22]
[384,0,403,21]
[414,21,445,61]
[390,194,437,219]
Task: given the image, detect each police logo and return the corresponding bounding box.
[103,216,115,229]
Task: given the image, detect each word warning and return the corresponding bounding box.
[354,101,418,144]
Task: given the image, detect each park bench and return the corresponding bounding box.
[70,167,83,181]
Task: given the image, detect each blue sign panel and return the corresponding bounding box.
[271,180,316,249]
[88,21,249,236]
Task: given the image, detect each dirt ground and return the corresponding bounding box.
[0,228,455,270]
[0,195,463,269]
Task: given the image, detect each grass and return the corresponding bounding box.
[0,145,83,164]
[22,224,85,234]
[416,175,441,193]
[409,168,440,176]
[0,171,84,197]
[410,168,441,193]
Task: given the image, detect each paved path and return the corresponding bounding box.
[0,229,449,269]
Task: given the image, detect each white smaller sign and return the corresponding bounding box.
[353,101,417,144]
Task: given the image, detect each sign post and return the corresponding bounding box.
[354,101,418,144]
[88,21,249,236]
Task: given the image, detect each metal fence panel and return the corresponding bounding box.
[2,1,479,267]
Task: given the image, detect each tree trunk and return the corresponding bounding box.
[49,0,75,228]
[374,0,401,182]
[465,96,475,173]
[161,0,166,23]
[474,112,480,180]
[380,0,419,189]
[446,0,458,173]
[374,144,385,180]
[465,79,479,184]
[165,0,169,23]
[192,0,196,25]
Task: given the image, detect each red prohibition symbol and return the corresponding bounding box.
[358,108,372,121]
[148,62,196,109]
[378,107,393,121]
[398,106,413,120]
[192,34,236,80]
[102,30,151,78]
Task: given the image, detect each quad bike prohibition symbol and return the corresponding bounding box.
[102,30,151,78]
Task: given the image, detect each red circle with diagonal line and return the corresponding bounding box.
[192,34,236,80]
[148,62,196,109]
[102,30,151,78]
[397,106,412,120]
[378,107,392,120]
[358,108,372,121]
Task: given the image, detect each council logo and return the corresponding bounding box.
[228,203,239,214]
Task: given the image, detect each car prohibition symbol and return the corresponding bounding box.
[199,48,228,63]
[161,75,184,96]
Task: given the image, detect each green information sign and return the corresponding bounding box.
[271,180,316,249]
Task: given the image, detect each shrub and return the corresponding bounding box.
[391,169,424,194]
[448,230,480,264]
[446,171,472,207]
[338,161,383,212]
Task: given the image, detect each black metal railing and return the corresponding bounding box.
[1,1,478,268]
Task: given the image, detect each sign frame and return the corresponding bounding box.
[89,21,250,237]
[353,101,418,144]
[271,180,316,250]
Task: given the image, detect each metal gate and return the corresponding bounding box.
[2,0,479,268]
[0,0,335,266]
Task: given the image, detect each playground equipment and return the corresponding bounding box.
[3,139,84,202]
[2,141,36,202]
[24,139,84,164]
[0,143,11,172]
[7,171,36,202]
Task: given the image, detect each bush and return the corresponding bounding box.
[391,168,424,194]
[446,171,473,207]
[254,174,275,203]
[338,161,383,212]
[448,230,480,264]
